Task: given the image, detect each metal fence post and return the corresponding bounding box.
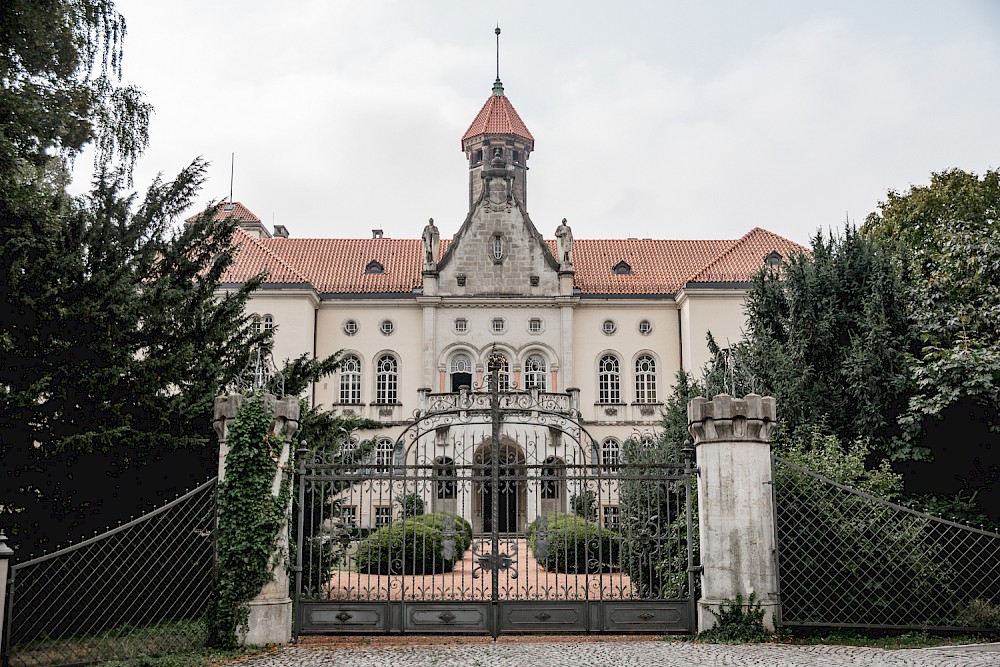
[1,531,16,667]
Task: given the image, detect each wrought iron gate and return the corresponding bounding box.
[293,355,695,636]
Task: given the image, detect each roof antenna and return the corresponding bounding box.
[229,152,235,203]
[493,26,504,96]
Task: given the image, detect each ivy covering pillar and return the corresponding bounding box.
[213,393,300,646]
[688,393,778,631]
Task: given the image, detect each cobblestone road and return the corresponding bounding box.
[240,638,1000,667]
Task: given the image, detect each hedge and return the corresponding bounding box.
[528,513,620,573]
[355,512,471,574]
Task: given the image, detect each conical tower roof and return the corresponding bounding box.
[461,80,534,147]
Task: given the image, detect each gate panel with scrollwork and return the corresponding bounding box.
[293,366,694,637]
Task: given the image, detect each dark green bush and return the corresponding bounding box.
[528,513,620,573]
[698,592,771,642]
[355,512,471,574]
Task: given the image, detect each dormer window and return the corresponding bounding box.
[365,260,385,274]
[491,234,505,263]
[612,260,633,275]
[765,250,783,267]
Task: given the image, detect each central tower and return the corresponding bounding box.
[461,78,534,211]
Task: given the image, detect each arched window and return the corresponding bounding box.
[375,354,398,404]
[340,437,358,461]
[339,355,361,404]
[487,353,511,392]
[540,456,564,499]
[635,354,657,403]
[262,314,274,331]
[376,438,394,472]
[598,355,621,403]
[450,354,473,392]
[523,354,547,391]
[601,438,621,472]
[435,456,456,499]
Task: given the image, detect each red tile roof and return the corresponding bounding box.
[686,227,805,284]
[221,230,805,295]
[185,201,260,224]
[461,93,534,146]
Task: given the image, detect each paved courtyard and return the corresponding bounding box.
[241,637,1000,666]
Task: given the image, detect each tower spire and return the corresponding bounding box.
[493,26,504,96]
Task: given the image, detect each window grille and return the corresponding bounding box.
[454,318,468,333]
[635,354,657,403]
[491,318,505,334]
[375,355,398,404]
[523,354,547,390]
[528,317,542,333]
[379,320,394,336]
[602,319,616,335]
[638,319,653,335]
[339,355,362,404]
[598,355,621,403]
[343,319,358,335]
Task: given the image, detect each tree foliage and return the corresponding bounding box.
[739,226,915,458]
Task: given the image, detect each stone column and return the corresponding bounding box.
[688,393,778,631]
[214,393,301,646]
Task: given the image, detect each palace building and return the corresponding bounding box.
[211,76,801,532]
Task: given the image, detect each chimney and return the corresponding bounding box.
[372,229,384,239]
[273,225,289,238]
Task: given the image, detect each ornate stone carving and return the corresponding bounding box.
[687,393,776,444]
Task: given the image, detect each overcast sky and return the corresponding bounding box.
[72,0,1000,245]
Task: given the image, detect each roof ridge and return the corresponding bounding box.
[684,227,804,284]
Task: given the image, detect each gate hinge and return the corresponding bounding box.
[688,565,703,574]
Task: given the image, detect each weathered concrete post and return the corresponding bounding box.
[688,393,778,631]
[214,393,300,645]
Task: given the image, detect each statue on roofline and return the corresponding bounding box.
[555,218,573,268]
[422,218,440,269]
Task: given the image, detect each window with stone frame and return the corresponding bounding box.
[523,354,547,391]
[375,354,398,404]
[634,354,657,403]
[450,353,473,392]
[598,355,621,403]
[339,354,362,404]
[601,438,621,472]
[375,438,394,472]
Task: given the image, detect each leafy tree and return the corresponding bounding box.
[863,169,1000,518]
[1,162,270,558]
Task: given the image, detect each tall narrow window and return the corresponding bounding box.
[598,355,621,403]
[339,355,362,404]
[376,438,394,472]
[635,354,657,403]
[540,456,564,499]
[492,235,504,261]
[488,353,511,392]
[523,354,547,391]
[375,354,398,404]
[601,438,621,472]
[262,314,274,331]
[435,456,456,499]
[450,354,473,391]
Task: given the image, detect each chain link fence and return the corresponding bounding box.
[773,457,1000,630]
[3,478,217,667]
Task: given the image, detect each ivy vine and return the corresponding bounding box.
[207,396,294,648]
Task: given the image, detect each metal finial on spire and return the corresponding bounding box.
[493,26,504,96]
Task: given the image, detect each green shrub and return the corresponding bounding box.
[528,513,620,573]
[570,490,597,521]
[397,492,425,519]
[420,512,473,553]
[698,592,771,643]
[355,512,471,574]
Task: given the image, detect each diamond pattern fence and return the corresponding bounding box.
[773,457,1000,630]
[2,478,218,667]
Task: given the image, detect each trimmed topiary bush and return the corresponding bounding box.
[528,513,620,573]
[355,512,471,574]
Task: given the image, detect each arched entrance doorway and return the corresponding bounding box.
[473,437,525,534]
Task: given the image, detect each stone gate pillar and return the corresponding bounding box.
[688,393,778,631]
[214,393,300,645]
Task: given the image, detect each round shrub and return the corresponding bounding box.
[420,512,473,553]
[354,512,473,575]
[528,512,620,573]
